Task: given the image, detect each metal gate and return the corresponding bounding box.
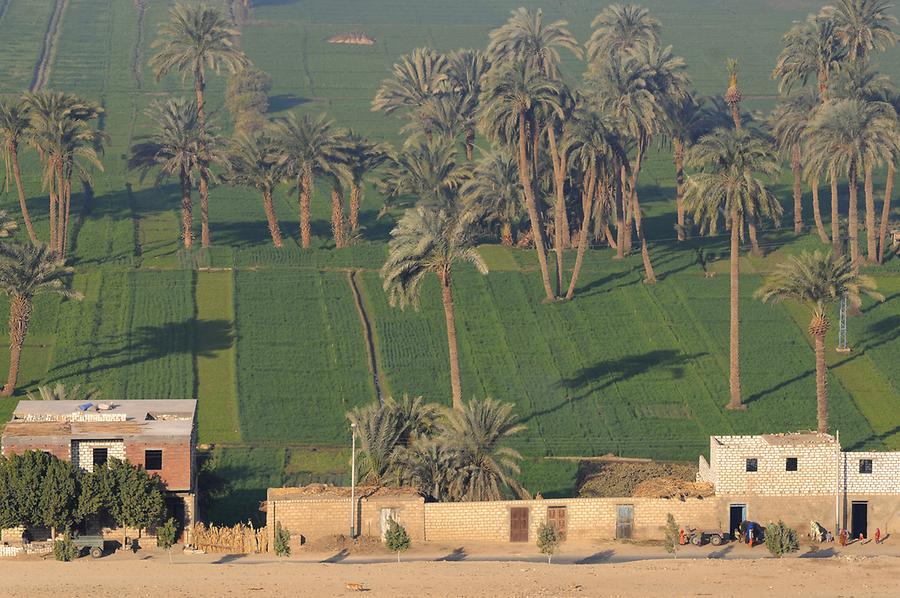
[548,506,567,540]
[616,505,634,539]
[510,507,529,542]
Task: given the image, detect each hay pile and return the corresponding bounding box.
[192,522,267,554]
[328,32,376,45]
[577,460,698,498]
[632,477,714,499]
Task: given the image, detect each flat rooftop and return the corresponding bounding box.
[3,399,196,443]
[712,432,838,447]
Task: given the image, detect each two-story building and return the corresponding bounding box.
[1,399,198,537]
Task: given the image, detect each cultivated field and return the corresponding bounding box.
[0,0,898,522]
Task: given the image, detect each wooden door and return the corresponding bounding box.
[510,507,529,542]
[616,505,633,539]
[548,506,567,540]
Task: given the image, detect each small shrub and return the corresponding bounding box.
[157,518,178,549]
[384,518,410,562]
[53,534,80,562]
[765,520,799,557]
[663,513,679,558]
[537,522,561,563]
[274,522,291,557]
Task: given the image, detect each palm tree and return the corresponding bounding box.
[381,203,487,410]
[27,383,100,402]
[823,0,898,66]
[441,398,526,501]
[273,113,349,248]
[345,133,389,233]
[684,128,783,410]
[224,131,286,248]
[724,59,743,130]
[586,3,661,64]
[394,438,458,501]
[772,12,845,100]
[461,149,523,246]
[804,98,898,266]
[487,7,581,78]
[756,251,882,433]
[0,243,80,396]
[772,89,823,237]
[564,108,626,299]
[379,138,470,210]
[479,62,561,301]
[0,100,38,244]
[347,402,405,484]
[149,2,248,127]
[129,99,205,249]
[372,47,448,119]
[446,49,492,159]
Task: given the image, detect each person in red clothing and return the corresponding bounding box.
[875,528,881,545]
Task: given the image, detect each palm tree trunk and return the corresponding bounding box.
[331,186,346,249]
[674,138,686,241]
[62,175,71,258]
[811,174,830,244]
[727,208,743,410]
[547,127,565,297]
[630,142,656,283]
[565,169,597,300]
[55,163,65,256]
[848,164,859,269]
[199,171,210,248]
[349,183,362,232]
[878,162,894,264]
[465,128,475,161]
[730,104,741,130]
[300,168,312,248]
[194,68,206,130]
[831,167,841,257]
[262,188,283,248]
[439,268,463,410]
[747,217,762,256]
[48,187,57,251]
[2,295,31,396]
[180,168,193,249]
[864,164,876,263]
[813,326,828,434]
[615,165,626,259]
[8,145,38,244]
[500,221,513,246]
[517,111,554,301]
[792,143,803,234]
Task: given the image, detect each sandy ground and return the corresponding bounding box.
[2,541,900,597]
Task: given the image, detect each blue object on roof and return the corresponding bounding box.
[78,403,93,411]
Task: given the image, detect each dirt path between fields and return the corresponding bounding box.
[348,269,384,404]
[30,0,68,92]
[2,550,898,597]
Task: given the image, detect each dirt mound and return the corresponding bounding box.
[328,32,375,45]
[632,477,714,499]
[302,534,383,554]
[577,460,697,498]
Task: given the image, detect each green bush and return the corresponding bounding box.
[765,520,799,557]
[274,522,291,557]
[53,534,80,562]
[664,513,679,557]
[156,518,178,549]
[384,518,411,562]
[537,522,561,563]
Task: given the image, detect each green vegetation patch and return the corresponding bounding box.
[200,446,285,526]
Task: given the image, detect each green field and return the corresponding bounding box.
[0,0,898,522]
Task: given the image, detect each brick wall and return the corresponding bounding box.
[2,442,69,461]
[125,440,193,492]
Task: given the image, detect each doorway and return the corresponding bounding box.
[729,504,747,539]
[851,502,868,539]
[510,507,529,542]
[616,505,634,539]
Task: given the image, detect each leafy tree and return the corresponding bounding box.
[99,459,165,547]
[0,99,38,243]
[765,520,800,557]
[384,517,410,562]
[487,7,581,78]
[0,243,81,396]
[537,521,562,563]
[40,456,78,539]
[156,517,178,549]
[664,513,679,557]
[381,200,487,410]
[225,66,272,135]
[274,522,291,556]
[756,250,882,433]
[224,131,287,247]
[4,450,52,526]
[53,533,80,561]
[684,128,783,410]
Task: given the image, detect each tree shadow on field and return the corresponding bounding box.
[523,350,705,422]
[46,319,234,382]
[575,549,614,564]
[268,94,312,113]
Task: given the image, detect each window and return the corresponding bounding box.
[745,458,758,472]
[859,459,873,474]
[145,449,163,471]
[786,457,798,472]
[92,448,108,466]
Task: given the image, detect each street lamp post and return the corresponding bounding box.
[349,422,357,538]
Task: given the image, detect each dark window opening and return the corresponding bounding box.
[859,459,873,474]
[145,449,163,471]
[786,457,798,471]
[92,448,108,466]
[745,458,758,472]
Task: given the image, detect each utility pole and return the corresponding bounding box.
[349,422,357,538]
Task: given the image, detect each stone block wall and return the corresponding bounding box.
[72,440,125,472]
[842,452,900,494]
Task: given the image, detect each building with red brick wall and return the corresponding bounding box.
[1,399,197,539]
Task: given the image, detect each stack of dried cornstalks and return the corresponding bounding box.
[192,522,268,554]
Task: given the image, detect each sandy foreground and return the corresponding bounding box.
[1,544,899,598]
